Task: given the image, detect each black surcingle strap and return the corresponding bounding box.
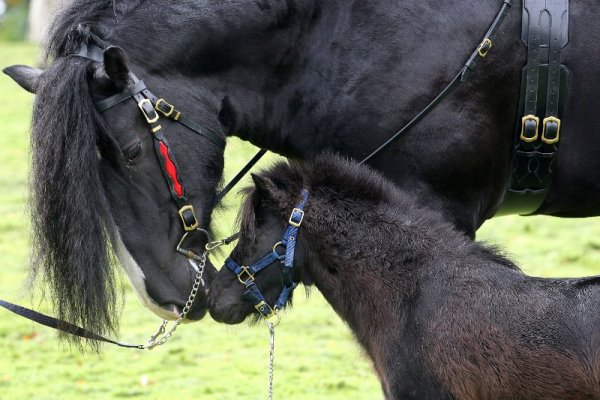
[497,0,569,216]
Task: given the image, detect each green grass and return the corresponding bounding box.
[1,41,600,400]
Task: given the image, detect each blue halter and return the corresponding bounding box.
[225,189,309,318]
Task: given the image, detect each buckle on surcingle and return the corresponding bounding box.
[520,115,539,142]
[541,116,561,145]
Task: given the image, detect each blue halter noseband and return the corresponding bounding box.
[225,189,309,319]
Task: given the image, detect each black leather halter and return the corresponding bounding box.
[75,43,267,212]
[77,44,222,238]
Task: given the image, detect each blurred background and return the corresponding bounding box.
[0,0,62,43]
[1,2,600,399]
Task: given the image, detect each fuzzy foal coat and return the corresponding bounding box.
[211,155,600,400]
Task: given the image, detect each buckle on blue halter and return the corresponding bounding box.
[288,208,305,227]
[255,301,276,319]
[236,266,255,285]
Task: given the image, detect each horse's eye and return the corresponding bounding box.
[122,141,141,164]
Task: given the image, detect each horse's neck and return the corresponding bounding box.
[223,1,519,235]
[225,0,504,155]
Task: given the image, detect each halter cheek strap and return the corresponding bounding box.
[225,189,309,318]
[74,43,229,260]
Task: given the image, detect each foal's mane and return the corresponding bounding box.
[240,153,520,273]
[29,0,147,347]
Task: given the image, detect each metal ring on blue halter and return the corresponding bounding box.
[264,310,281,327]
[273,241,286,255]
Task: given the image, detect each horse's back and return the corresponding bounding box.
[415,257,600,399]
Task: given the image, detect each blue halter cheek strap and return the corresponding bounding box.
[225,189,310,318]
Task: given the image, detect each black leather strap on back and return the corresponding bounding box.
[360,0,512,164]
[496,0,569,216]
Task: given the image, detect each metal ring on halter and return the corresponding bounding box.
[176,228,212,261]
[264,310,281,328]
[272,241,286,255]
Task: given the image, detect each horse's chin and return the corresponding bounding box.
[208,305,249,325]
[113,232,212,322]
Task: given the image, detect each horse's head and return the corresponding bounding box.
[4,34,225,343]
[209,169,309,325]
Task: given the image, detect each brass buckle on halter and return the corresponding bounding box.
[288,208,304,227]
[178,205,199,232]
[255,301,276,319]
[477,38,493,58]
[137,98,160,124]
[237,266,255,285]
[155,98,175,118]
[520,115,539,142]
[541,116,561,145]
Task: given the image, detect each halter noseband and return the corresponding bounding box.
[74,43,226,259]
[225,189,309,319]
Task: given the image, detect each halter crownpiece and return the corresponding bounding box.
[225,189,310,319]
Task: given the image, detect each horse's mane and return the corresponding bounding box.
[44,0,144,61]
[28,0,146,348]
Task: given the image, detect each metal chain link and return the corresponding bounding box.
[143,252,207,350]
[266,320,276,400]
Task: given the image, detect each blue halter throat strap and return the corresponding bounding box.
[225,189,310,319]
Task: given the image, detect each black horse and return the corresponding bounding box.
[209,154,600,400]
[4,0,600,339]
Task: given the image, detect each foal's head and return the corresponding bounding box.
[209,165,310,324]
[209,154,399,324]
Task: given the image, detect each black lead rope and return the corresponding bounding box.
[215,149,268,204]
[0,299,143,349]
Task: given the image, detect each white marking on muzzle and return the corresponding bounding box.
[113,233,179,320]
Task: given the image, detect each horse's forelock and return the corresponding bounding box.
[29,56,119,349]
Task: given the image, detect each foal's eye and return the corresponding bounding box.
[122,141,141,164]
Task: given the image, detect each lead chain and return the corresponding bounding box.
[143,252,207,349]
[267,321,276,400]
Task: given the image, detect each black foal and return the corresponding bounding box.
[209,154,600,400]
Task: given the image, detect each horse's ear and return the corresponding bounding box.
[251,173,276,197]
[103,46,130,91]
[3,65,43,94]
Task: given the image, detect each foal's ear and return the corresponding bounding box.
[251,173,277,197]
[3,65,43,94]
[103,46,130,91]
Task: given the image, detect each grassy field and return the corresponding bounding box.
[1,41,599,400]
